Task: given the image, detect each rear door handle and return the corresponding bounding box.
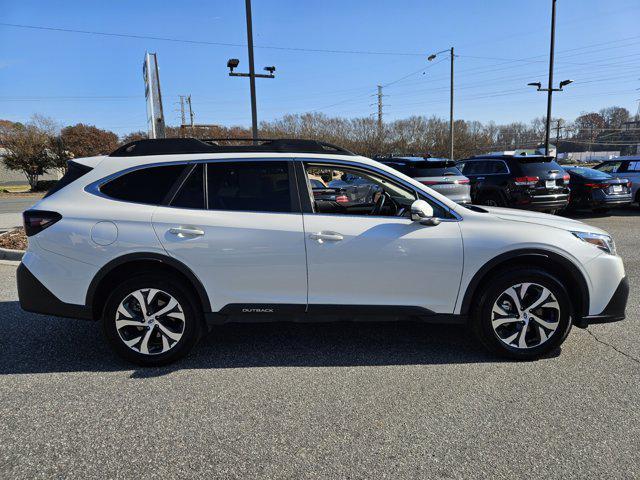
[169,226,205,237]
[309,231,344,242]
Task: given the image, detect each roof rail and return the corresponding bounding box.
[109,138,356,157]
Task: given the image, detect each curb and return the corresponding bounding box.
[0,247,24,261]
[0,230,25,261]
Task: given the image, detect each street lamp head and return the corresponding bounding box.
[559,79,573,88]
[527,82,542,89]
[227,58,240,72]
[264,66,276,74]
[427,54,437,61]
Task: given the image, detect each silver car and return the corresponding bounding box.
[593,156,640,206]
[378,156,472,204]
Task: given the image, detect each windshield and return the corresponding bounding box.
[519,160,565,176]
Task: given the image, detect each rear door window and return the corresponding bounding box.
[101,164,186,204]
[461,161,486,175]
[206,161,293,213]
[171,164,205,209]
[487,161,508,174]
[404,165,463,177]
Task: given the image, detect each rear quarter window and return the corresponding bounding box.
[405,166,462,177]
[43,161,93,198]
[100,164,186,204]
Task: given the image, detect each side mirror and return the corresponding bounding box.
[411,199,441,226]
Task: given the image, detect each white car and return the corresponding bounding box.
[18,138,629,365]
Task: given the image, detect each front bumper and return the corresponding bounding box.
[576,276,629,327]
[17,263,93,320]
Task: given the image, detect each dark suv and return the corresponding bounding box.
[457,155,570,212]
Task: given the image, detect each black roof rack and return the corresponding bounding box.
[109,138,355,157]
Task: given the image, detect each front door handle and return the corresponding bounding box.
[309,231,344,242]
[169,226,205,237]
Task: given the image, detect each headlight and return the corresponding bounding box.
[572,231,616,255]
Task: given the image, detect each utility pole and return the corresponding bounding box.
[187,95,194,127]
[428,47,455,160]
[555,119,562,159]
[179,96,186,127]
[449,47,455,161]
[377,85,383,139]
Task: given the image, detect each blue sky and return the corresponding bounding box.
[1,0,639,136]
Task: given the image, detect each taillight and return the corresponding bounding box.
[513,176,539,186]
[584,183,610,189]
[420,180,440,185]
[627,180,632,189]
[23,210,62,237]
[455,179,470,184]
[335,195,349,203]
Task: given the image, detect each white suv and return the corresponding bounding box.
[17,138,629,365]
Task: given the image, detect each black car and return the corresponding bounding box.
[564,166,632,212]
[457,154,570,213]
[308,175,382,211]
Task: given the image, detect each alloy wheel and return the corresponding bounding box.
[115,288,186,355]
[490,282,560,349]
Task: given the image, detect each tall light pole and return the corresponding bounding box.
[428,47,455,160]
[226,0,276,142]
[545,0,557,156]
[527,0,573,156]
[245,0,258,141]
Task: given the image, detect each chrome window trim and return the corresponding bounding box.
[299,158,462,221]
[84,158,297,213]
[85,156,462,220]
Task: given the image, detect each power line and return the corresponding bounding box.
[0,22,428,56]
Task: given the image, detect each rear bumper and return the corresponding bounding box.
[577,276,629,326]
[523,194,569,211]
[17,263,93,320]
[589,193,633,207]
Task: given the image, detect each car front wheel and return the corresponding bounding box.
[471,267,572,360]
[102,275,203,366]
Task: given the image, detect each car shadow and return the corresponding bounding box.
[0,300,555,377]
[561,205,640,219]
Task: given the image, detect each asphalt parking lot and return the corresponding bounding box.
[1,209,638,479]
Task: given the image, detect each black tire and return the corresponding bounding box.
[102,274,204,366]
[480,192,504,207]
[470,267,573,360]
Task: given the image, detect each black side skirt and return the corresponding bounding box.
[206,303,466,325]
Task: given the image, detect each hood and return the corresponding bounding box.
[481,206,608,235]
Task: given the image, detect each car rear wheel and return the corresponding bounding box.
[471,267,572,360]
[480,193,504,207]
[102,275,203,366]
